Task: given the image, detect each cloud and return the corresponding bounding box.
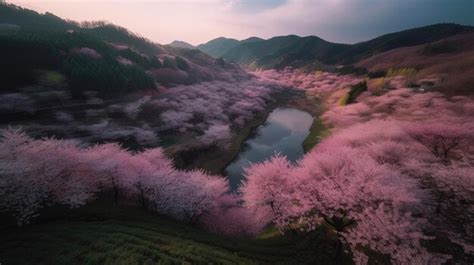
[229,0,286,12]
[8,0,474,45]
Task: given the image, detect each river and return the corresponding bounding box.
[225,107,313,191]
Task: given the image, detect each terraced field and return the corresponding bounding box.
[0,203,352,265]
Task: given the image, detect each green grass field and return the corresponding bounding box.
[0,202,352,265]
[303,117,331,153]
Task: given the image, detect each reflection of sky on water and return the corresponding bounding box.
[225,107,313,191]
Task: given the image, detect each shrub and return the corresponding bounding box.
[406,122,473,160]
[346,81,367,104]
[386,67,417,77]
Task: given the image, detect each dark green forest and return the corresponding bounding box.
[0,3,167,98]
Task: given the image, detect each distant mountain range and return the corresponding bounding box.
[197,37,264,58]
[1,1,473,95]
[195,24,473,70]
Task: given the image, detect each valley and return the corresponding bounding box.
[0,1,473,265]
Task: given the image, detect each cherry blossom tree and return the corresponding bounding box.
[200,194,264,236]
[238,71,474,263]
[148,169,230,222]
[0,129,233,226]
[406,122,473,160]
[0,129,96,225]
[240,127,451,263]
[291,147,438,264]
[86,143,131,204]
[240,155,294,228]
[199,124,232,147]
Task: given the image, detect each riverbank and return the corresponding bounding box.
[299,86,357,152]
[284,96,329,153]
[167,90,302,174]
[167,87,345,174]
[174,103,276,174]
[302,117,330,152]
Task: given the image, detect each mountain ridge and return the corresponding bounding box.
[198,23,474,70]
[168,40,195,49]
[197,37,240,58]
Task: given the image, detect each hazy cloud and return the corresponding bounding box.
[9,0,473,44]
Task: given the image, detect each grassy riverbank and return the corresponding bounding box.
[284,95,332,153]
[302,117,331,152]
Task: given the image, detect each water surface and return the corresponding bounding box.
[225,107,313,190]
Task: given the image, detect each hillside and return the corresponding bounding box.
[246,36,349,69]
[0,3,245,98]
[356,32,474,94]
[0,2,249,150]
[197,37,241,58]
[0,202,346,265]
[197,36,266,59]
[168,40,196,49]
[335,23,473,64]
[224,35,301,65]
[207,23,473,71]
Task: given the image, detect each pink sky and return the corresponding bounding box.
[7,0,473,45]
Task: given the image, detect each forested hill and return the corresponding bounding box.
[168,40,195,49]
[200,23,473,71]
[197,37,241,58]
[0,3,245,99]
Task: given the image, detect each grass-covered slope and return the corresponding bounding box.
[0,203,349,265]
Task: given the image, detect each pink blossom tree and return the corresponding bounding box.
[199,124,232,147]
[200,194,264,236]
[0,129,234,226]
[240,155,294,228]
[0,129,97,225]
[406,122,473,160]
[241,141,446,263]
[149,169,230,222]
[291,147,435,264]
[86,143,131,204]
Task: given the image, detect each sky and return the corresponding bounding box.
[7,0,474,45]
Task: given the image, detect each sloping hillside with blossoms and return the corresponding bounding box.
[241,69,474,264]
[2,70,472,264]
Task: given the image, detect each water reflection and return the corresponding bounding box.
[225,107,313,190]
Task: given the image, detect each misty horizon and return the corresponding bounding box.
[7,0,474,45]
